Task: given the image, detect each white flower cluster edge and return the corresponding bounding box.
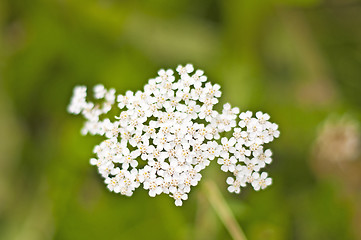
[68,64,280,206]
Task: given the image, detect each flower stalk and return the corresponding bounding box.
[203,180,247,240]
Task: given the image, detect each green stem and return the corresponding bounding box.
[203,180,248,240]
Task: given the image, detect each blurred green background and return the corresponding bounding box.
[1,0,361,239]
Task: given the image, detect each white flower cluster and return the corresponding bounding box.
[222,111,280,194]
[68,64,279,206]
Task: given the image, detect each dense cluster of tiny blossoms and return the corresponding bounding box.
[68,64,279,206]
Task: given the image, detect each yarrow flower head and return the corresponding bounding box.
[68,64,280,206]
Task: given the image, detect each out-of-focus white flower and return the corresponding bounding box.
[313,117,360,163]
[68,64,280,206]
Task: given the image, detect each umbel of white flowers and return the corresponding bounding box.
[68,64,280,206]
